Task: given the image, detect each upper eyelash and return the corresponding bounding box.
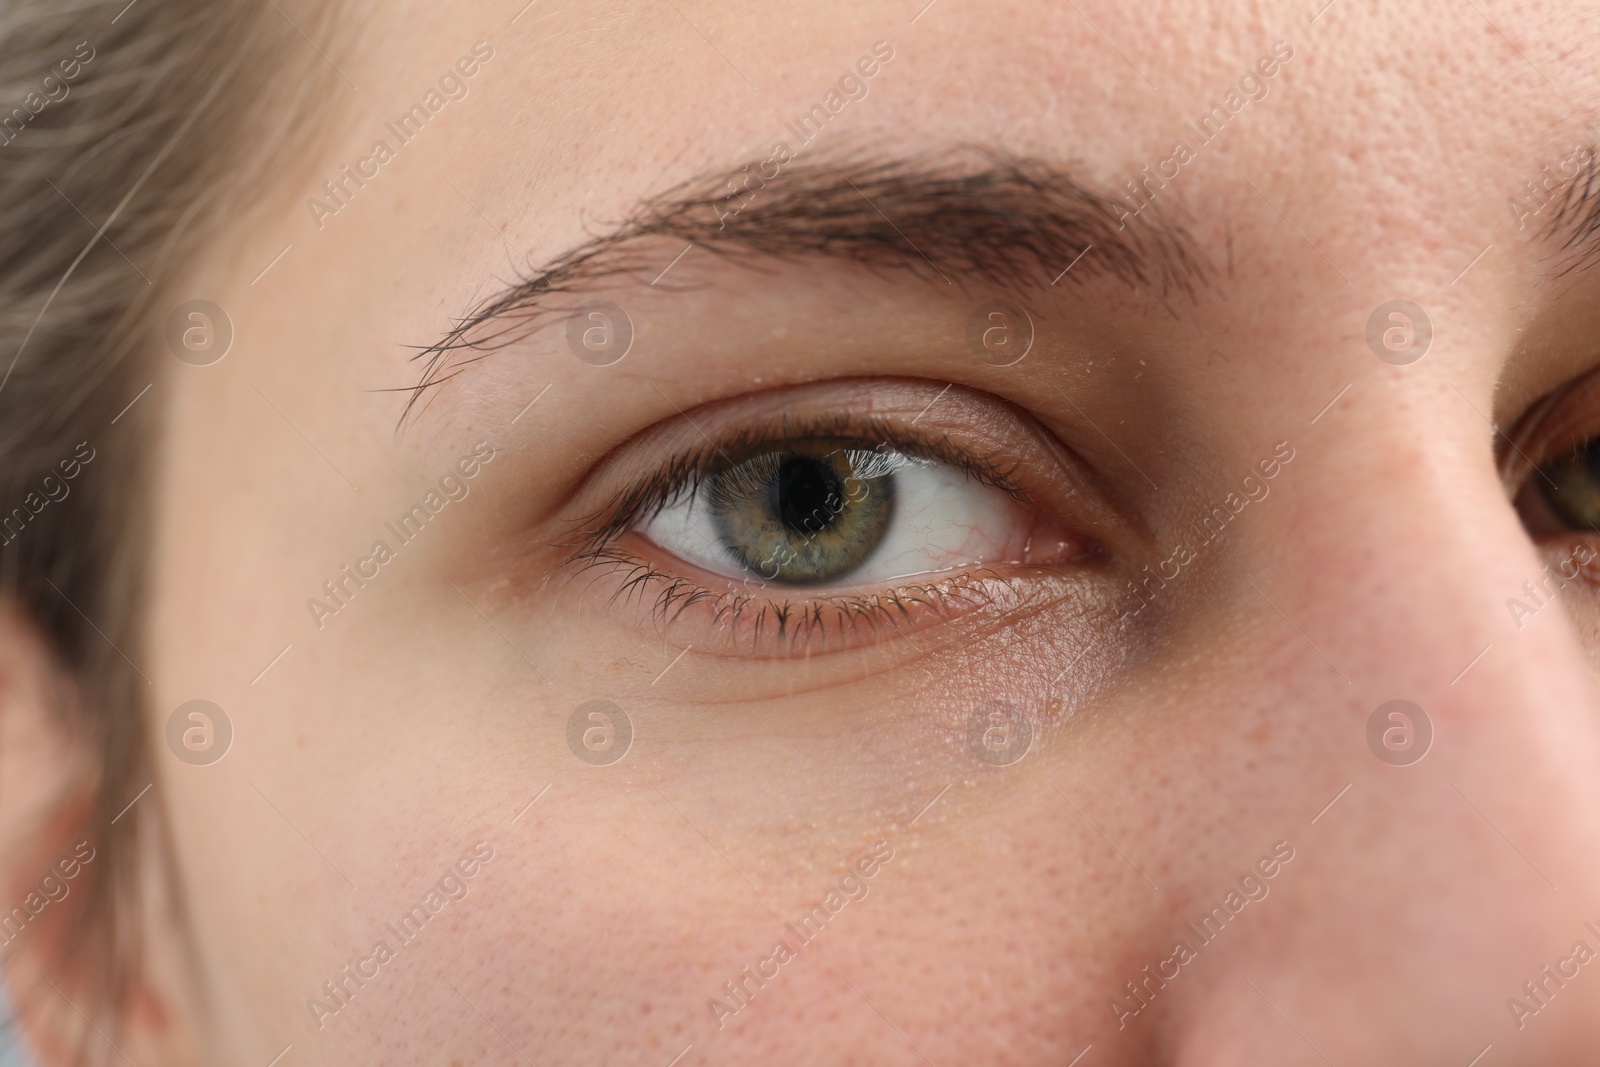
[560,410,1032,560]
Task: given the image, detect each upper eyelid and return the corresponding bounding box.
[1501,370,1600,490]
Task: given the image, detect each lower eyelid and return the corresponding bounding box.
[564,534,1102,659]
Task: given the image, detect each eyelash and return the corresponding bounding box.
[577,548,1019,649]
[557,412,1052,650]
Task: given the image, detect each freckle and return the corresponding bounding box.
[297,735,307,749]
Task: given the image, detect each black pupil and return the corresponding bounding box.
[775,456,843,535]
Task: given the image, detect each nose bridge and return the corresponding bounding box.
[1177,380,1600,1060]
[1248,378,1600,844]
[1252,375,1596,721]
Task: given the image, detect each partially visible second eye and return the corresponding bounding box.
[1532,440,1600,532]
[1508,371,1600,539]
[639,438,1079,588]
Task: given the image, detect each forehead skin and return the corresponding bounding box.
[144,0,1600,1064]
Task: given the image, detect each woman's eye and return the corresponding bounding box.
[638,438,1073,587]
[1530,439,1600,532]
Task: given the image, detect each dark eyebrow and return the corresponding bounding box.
[403,148,1211,420]
[1542,144,1600,276]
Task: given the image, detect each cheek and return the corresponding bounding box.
[202,580,1127,1061]
[436,758,1139,1058]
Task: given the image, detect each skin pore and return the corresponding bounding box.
[12,0,1600,1062]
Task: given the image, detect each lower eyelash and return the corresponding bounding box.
[567,542,1012,654]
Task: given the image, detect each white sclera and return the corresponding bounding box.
[639,450,1032,588]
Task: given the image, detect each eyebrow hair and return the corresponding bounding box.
[1542,144,1600,276]
[402,148,1211,420]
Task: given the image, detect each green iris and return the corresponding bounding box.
[707,442,898,584]
[1538,440,1600,531]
